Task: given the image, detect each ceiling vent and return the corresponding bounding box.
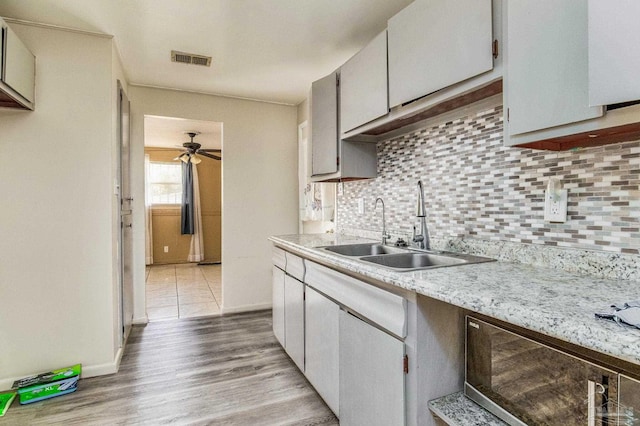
[171,50,212,67]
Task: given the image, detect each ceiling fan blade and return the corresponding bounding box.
[199,151,222,160]
[199,149,222,153]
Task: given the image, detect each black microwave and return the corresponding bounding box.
[465,316,640,425]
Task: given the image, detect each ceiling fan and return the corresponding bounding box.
[174,132,221,164]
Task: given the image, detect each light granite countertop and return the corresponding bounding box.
[429,392,507,426]
[269,233,640,366]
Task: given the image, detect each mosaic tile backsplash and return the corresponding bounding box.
[337,99,640,256]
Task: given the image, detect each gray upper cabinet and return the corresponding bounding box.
[340,30,388,134]
[311,70,377,182]
[0,18,36,110]
[311,71,339,176]
[588,0,640,106]
[388,0,493,108]
[504,0,603,138]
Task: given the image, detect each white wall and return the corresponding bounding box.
[0,24,121,388]
[129,87,298,318]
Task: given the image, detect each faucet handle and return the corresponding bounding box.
[395,238,408,247]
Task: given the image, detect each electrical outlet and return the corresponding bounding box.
[544,189,568,223]
[358,198,365,214]
[163,246,169,253]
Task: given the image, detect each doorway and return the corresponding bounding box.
[142,115,223,321]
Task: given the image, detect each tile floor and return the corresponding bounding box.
[145,263,222,321]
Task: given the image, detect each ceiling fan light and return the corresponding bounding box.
[191,155,202,165]
[180,154,190,163]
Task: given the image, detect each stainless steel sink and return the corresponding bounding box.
[361,252,466,271]
[322,243,407,256]
[319,242,494,272]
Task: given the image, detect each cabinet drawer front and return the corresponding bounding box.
[285,251,305,282]
[272,246,286,270]
[305,261,406,338]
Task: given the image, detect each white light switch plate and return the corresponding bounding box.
[357,198,365,214]
[544,189,568,223]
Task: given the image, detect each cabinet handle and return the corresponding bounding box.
[588,380,596,426]
[588,380,607,426]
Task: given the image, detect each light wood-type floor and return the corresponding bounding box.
[146,263,222,321]
[1,310,338,425]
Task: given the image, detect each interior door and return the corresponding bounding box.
[118,82,133,344]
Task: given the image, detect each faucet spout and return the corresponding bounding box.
[375,197,390,245]
[413,181,430,250]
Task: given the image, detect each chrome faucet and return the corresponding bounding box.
[412,180,430,250]
[375,197,390,245]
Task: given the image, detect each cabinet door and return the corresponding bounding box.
[339,310,405,426]
[2,23,36,103]
[305,287,339,415]
[340,30,388,133]
[311,71,338,176]
[272,266,285,347]
[506,0,602,136]
[284,275,305,371]
[588,0,640,106]
[388,0,493,108]
[619,375,640,425]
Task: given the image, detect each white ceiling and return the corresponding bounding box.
[0,0,413,105]
[144,116,223,149]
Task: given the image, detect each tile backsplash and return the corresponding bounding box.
[337,98,640,256]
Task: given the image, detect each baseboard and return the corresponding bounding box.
[0,357,119,391]
[221,302,272,315]
[0,330,133,389]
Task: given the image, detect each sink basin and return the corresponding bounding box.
[361,252,467,271]
[322,243,406,256]
[319,242,495,272]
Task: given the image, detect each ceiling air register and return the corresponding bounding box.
[170,50,212,67]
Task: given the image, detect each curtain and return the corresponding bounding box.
[301,182,336,222]
[181,161,194,235]
[144,154,154,265]
[188,163,205,262]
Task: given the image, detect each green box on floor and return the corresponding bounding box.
[12,364,81,405]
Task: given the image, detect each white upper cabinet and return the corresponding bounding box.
[340,30,388,134]
[588,0,640,106]
[0,18,36,109]
[505,0,603,137]
[311,71,339,176]
[388,0,493,108]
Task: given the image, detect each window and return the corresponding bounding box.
[149,162,182,204]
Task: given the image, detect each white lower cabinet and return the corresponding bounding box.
[339,310,406,426]
[284,275,305,371]
[271,266,285,347]
[304,286,340,415]
[272,249,465,426]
